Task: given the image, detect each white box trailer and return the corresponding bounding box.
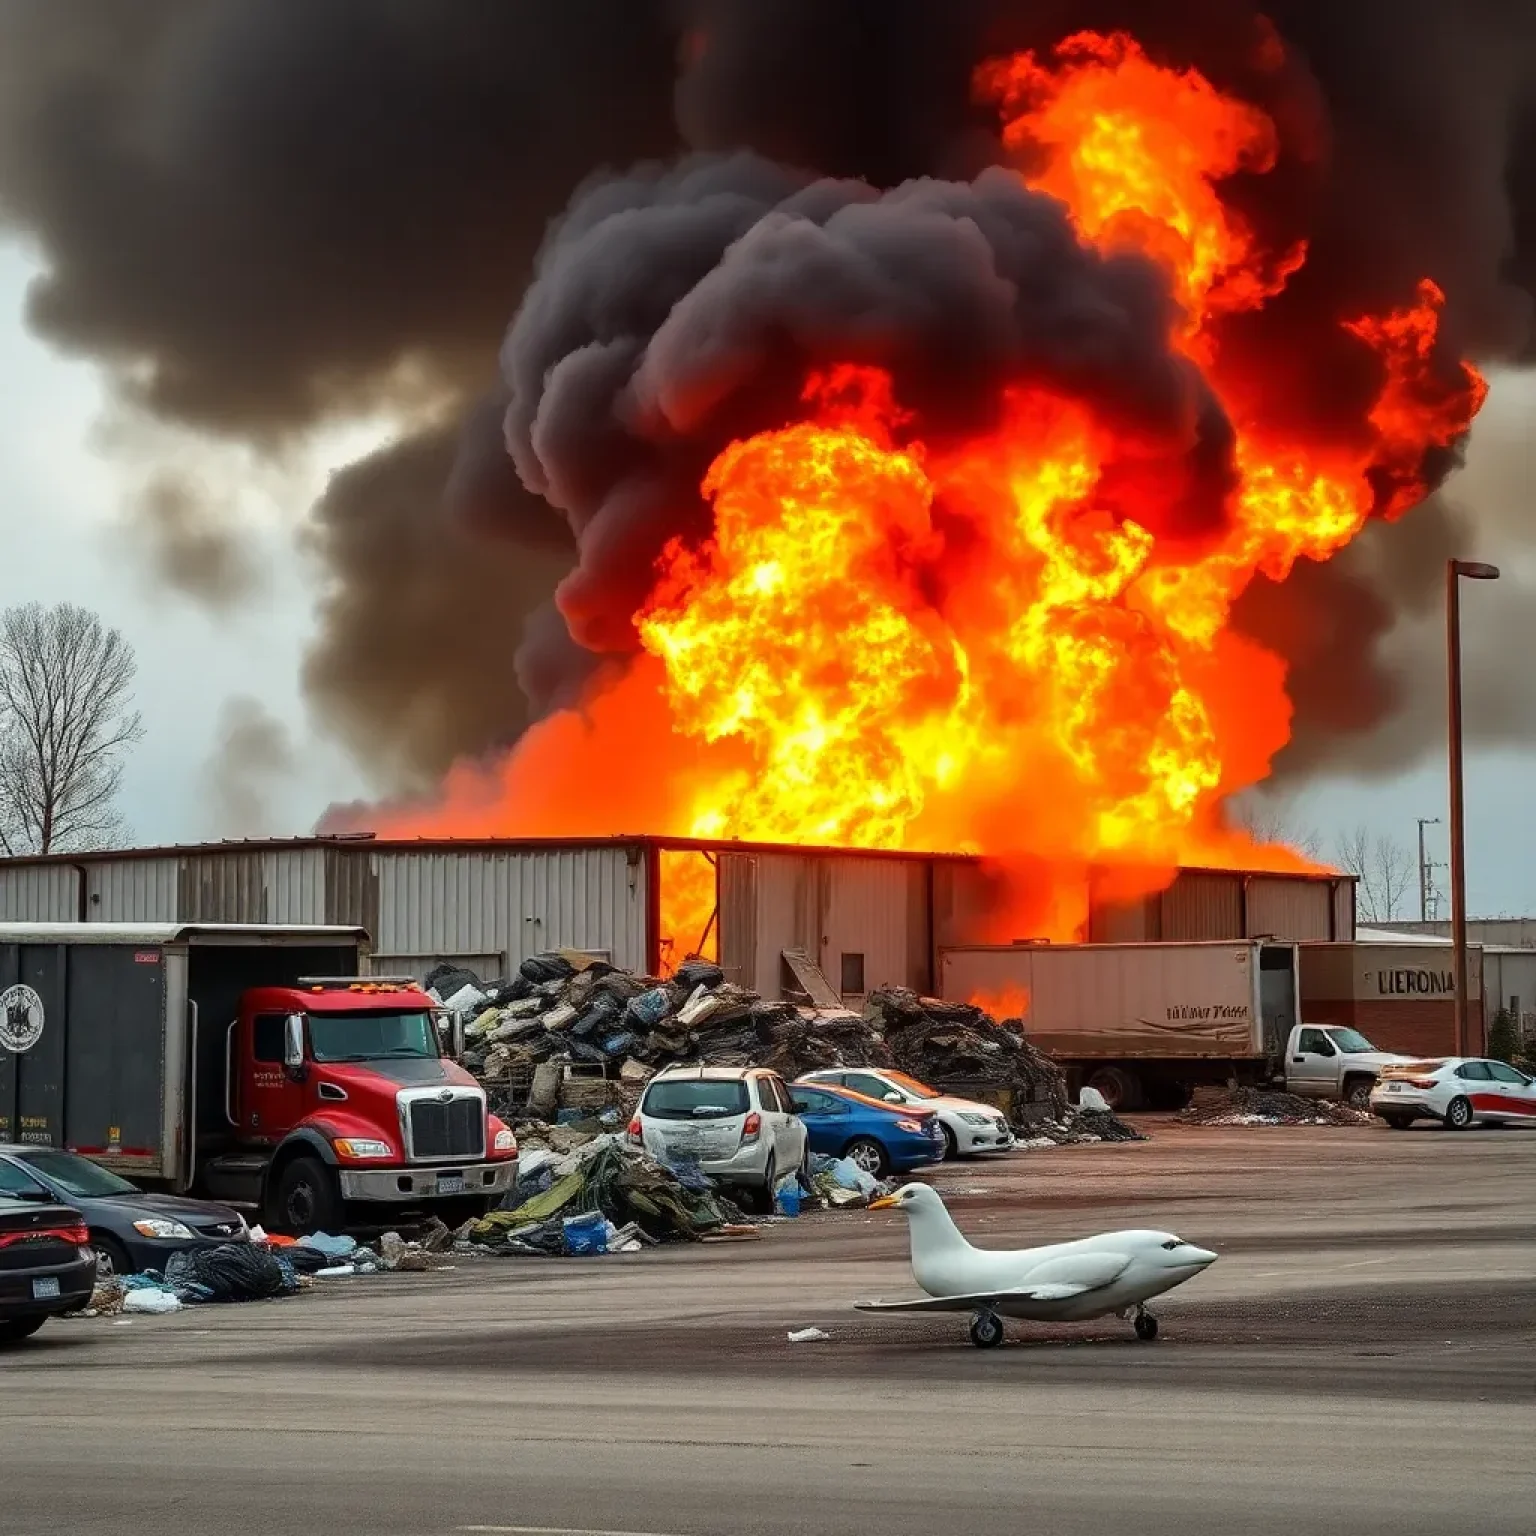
[937,940,1301,1110]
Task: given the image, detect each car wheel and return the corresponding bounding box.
[1381,1113,1414,1130]
[1343,1077,1374,1112]
[843,1137,889,1179]
[940,1124,959,1160]
[1444,1096,1474,1131]
[273,1156,342,1235]
[0,1316,46,1344]
[90,1234,133,1282]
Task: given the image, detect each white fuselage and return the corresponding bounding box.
[902,1196,1216,1321]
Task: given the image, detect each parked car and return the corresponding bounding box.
[0,1193,96,1343]
[0,1145,247,1278]
[797,1068,1015,1158]
[788,1082,945,1177]
[628,1067,809,1202]
[1370,1057,1536,1130]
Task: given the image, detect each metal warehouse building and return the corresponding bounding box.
[0,836,1355,1005]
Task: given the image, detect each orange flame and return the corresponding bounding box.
[386,31,1486,959]
[969,982,1032,1022]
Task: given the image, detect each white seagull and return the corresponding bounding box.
[857,1183,1217,1348]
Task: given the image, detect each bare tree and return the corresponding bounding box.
[1334,825,1415,924]
[0,603,143,854]
[1227,792,1323,858]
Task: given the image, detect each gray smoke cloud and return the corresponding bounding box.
[199,695,295,836]
[122,472,263,608]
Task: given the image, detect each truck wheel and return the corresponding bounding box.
[1343,1076,1374,1112]
[1086,1067,1143,1113]
[272,1157,342,1235]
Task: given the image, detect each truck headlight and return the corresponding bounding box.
[493,1128,517,1153]
[133,1218,196,1240]
[333,1137,393,1159]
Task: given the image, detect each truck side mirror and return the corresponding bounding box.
[283,1013,305,1070]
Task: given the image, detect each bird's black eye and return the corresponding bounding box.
[1161,1239,1180,1250]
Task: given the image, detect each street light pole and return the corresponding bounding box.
[1447,559,1499,1058]
[1416,816,1440,922]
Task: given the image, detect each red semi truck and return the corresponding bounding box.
[0,922,518,1233]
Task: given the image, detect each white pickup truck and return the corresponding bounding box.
[1282,1024,1415,1110]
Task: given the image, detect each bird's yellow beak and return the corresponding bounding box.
[868,1194,898,1210]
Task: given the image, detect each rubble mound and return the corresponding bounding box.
[867,987,1069,1122]
[444,952,1070,1131]
[1179,1084,1373,1127]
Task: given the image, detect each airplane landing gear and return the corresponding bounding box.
[969,1309,1005,1349]
[1133,1307,1158,1341]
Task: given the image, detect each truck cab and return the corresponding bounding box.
[209,977,518,1233]
[1281,1024,1414,1109]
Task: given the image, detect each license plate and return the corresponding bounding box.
[1386,1083,1402,1093]
[437,1174,465,1195]
[31,1276,60,1300]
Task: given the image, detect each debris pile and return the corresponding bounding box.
[867,987,1070,1122]
[438,954,1070,1132]
[1179,1084,1373,1127]
[466,1133,753,1255]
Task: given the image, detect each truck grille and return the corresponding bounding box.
[406,1095,485,1161]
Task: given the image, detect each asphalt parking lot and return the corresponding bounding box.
[4,1119,1533,1536]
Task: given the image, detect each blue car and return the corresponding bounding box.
[789,1081,946,1177]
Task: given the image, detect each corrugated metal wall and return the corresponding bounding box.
[1245,876,1336,941]
[1160,871,1244,940]
[88,858,177,920]
[1482,949,1536,1038]
[0,862,76,921]
[373,845,648,976]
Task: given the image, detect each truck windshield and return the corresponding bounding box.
[1325,1028,1377,1054]
[309,1010,440,1063]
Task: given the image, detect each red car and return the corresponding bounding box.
[0,1194,97,1344]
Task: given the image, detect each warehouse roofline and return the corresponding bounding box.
[0,921,368,945]
[0,831,1355,885]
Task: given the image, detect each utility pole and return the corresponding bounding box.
[1448,559,1499,1057]
[1417,817,1441,922]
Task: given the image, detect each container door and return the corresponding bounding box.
[0,943,67,1148]
[1258,946,1299,1060]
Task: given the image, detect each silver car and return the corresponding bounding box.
[629,1067,809,1197]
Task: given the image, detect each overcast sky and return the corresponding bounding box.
[0,238,1531,918]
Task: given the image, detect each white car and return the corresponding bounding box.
[796,1068,1014,1158]
[627,1066,809,1199]
[1369,1056,1536,1130]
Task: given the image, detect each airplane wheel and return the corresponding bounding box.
[1134,1311,1159,1342]
[969,1310,1005,1349]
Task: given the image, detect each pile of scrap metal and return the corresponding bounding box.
[435,955,1069,1132]
[465,1134,755,1256]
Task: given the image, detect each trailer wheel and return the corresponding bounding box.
[1086,1066,1143,1113]
[272,1156,341,1236]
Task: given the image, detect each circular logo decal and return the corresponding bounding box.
[0,984,44,1053]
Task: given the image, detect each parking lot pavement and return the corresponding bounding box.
[3,1123,1533,1536]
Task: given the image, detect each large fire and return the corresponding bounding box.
[387,31,1486,965]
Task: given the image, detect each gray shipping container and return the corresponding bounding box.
[0,922,366,1187]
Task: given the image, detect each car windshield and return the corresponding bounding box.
[644,1080,749,1121]
[17,1148,137,1198]
[882,1070,941,1100]
[309,1010,441,1064]
[1325,1028,1377,1053]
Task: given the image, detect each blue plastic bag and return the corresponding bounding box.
[562,1210,609,1256]
[773,1177,802,1218]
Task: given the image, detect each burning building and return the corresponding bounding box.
[335,22,1488,954]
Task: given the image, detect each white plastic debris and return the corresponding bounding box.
[1078,1086,1111,1113]
[788,1327,831,1343]
[123,1288,182,1315]
[314,1264,356,1278]
[248,1223,268,1244]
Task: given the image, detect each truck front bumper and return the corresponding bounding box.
[337,1159,518,1203]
